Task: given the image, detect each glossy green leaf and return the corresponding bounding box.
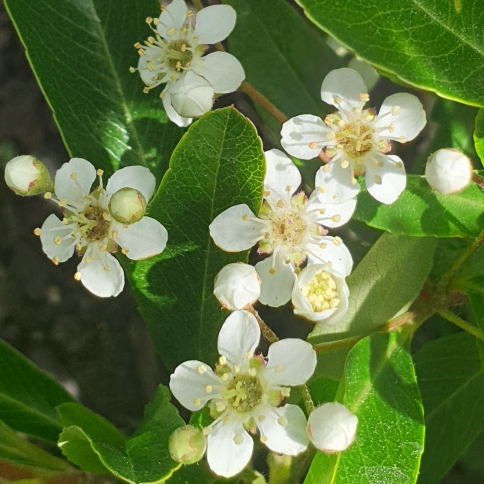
[353,175,484,238]
[414,333,484,484]
[4,0,184,179]
[128,108,264,369]
[305,332,424,484]
[0,338,75,445]
[297,0,484,107]
[474,109,484,166]
[309,233,436,343]
[59,386,183,483]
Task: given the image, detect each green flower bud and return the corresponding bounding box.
[169,425,207,465]
[108,187,146,224]
[4,155,53,196]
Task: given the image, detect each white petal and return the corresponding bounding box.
[78,249,124,297]
[281,114,330,160]
[169,72,214,118]
[315,162,360,205]
[106,166,156,201]
[263,339,316,385]
[162,91,193,127]
[137,52,161,87]
[307,236,353,277]
[365,154,406,204]
[169,360,220,411]
[256,255,296,307]
[425,148,473,194]
[376,93,426,142]
[217,310,260,367]
[209,204,263,252]
[5,155,41,193]
[207,421,253,478]
[347,58,379,91]
[194,5,236,45]
[114,217,168,260]
[321,68,367,110]
[192,52,244,93]
[54,158,96,204]
[257,405,309,455]
[307,402,358,452]
[264,149,301,201]
[308,193,356,229]
[39,214,77,263]
[157,0,188,38]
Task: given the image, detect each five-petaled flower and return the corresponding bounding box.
[209,149,355,307]
[169,310,317,478]
[36,158,168,297]
[281,68,426,204]
[133,0,245,127]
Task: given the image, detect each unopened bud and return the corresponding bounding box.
[108,187,146,224]
[307,402,358,453]
[425,148,473,194]
[169,425,207,465]
[4,155,53,196]
[214,263,261,310]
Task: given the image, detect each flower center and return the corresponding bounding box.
[224,374,263,413]
[270,210,307,247]
[335,120,374,158]
[166,40,193,72]
[301,269,340,312]
[67,202,110,244]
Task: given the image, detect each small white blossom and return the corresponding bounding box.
[292,263,349,324]
[281,68,427,205]
[4,155,53,196]
[133,0,245,127]
[169,310,316,478]
[425,148,473,194]
[213,263,261,310]
[36,158,168,297]
[209,149,355,308]
[307,402,357,453]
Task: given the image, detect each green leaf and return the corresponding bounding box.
[128,108,264,369]
[305,332,424,484]
[4,0,184,179]
[59,386,183,483]
[309,233,436,343]
[414,333,484,484]
[0,339,75,445]
[297,0,484,107]
[353,175,484,237]
[474,109,484,166]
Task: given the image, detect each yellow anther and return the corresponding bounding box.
[281,387,291,397]
[258,415,266,422]
[145,16,153,24]
[193,36,199,42]
[332,214,341,223]
[388,123,395,133]
[74,272,82,281]
[309,142,318,149]
[129,66,136,73]
[198,364,207,374]
[137,49,145,56]
[181,43,187,52]
[319,242,327,249]
[121,247,129,255]
[333,96,341,105]
[277,416,288,427]
[391,106,401,116]
[193,398,201,406]
[319,208,326,215]
[269,268,276,275]
[167,27,176,36]
[103,266,112,271]
[319,186,326,193]
[147,36,155,44]
[276,200,284,208]
[263,189,271,197]
[134,42,141,49]
[285,185,291,192]
[159,92,165,99]
[54,236,62,245]
[333,236,342,246]
[175,61,182,71]
[153,18,159,25]
[58,199,67,207]
[242,214,249,221]
[187,10,193,17]
[70,172,77,180]
[233,434,244,445]
[399,135,406,143]
[44,192,52,199]
[143,87,150,94]
[396,161,404,169]
[96,169,104,176]
[205,385,213,393]
[34,228,42,236]
[351,177,358,185]
[219,355,227,365]
[86,257,92,263]
[341,159,349,169]
[323,164,330,173]
[374,175,382,185]
[52,256,60,266]
[260,435,268,443]
[170,74,177,81]
[359,92,370,102]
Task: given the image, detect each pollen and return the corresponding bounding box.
[331,214,341,223]
[52,256,60,265]
[396,161,404,169]
[143,87,149,94]
[309,142,318,149]
[269,268,276,275]
[167,27,176,36]
[44,192,52,199]
[333,236,342,246]
[219,355,227,365]
[277,416,288,427]
[341,159,349,169]
[54,236,62,245]
[134,42,141,49]
[193,398,201,406]
[197,364,207,374]
[74,272,82,281]
[34,228,42,236]
[301,269,340,313]
[399,135,406,143]
[70,172,77,180]
[359,92,370,102]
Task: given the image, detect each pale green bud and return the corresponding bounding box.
[4,155,53,196]
[108,187,146,224]
[169,425,207,465]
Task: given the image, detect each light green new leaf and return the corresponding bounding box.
[474,109,484,166]
[309,233,436,343]
[353,175,484,237]
[4,0,184,179]
[0,338,75,445]
[414,333,484,484]
[128,108,264,370]
[297,0,484,107]
[305,332,424,484]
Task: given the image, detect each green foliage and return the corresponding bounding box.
[305,332,424,483]
[297,0,484,107]
[474,109,484,166]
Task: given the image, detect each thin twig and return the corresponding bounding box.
[437,308,484,340]
[247,306,279,344]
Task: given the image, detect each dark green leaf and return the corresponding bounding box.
[414,333,484,484]
[305,332,424,483]
[0,338,75,444]
[128,108,264,369]
[297,0,484,107]
[4,0,184,179]
[474,109,484,166]
[353,175,484,238]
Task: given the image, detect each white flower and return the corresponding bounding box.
[213,263,261,310]
[292,263,349,324]
[169,310,317,478]
[425,148,473,194]
[133,0,245,127]
[4,155,53,196]
[209,149,355,308]
[307,402,358,453]
[281,68,427,205]
[36,158,168,297]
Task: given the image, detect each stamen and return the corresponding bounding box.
[74,272,82,281]
[205,385,213,393]
[44,192,52,199]
[332,214,341,223]
[277,416,288,427]
[70,172,77,180]
[34,228,41,236]
[197,364,207,374]
[167,27,176,36]
[391,106,401,115]
[193,398,201,406]
[341,159,349,169]
[333,236,342,246]
[359,93,370,102]
[374,175,382,185]
[54,236,62,245]
[52,256,60,265]
[134,42,141,49]
[388,124,395,133]
[103,266,112,271]
[260,435,268,443]
[233,434,244,445]
[269,268,276,275]
[258,415,266,422]
[308,142,318,149]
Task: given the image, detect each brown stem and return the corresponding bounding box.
[247,306,279,344]
[472,172,484,190]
